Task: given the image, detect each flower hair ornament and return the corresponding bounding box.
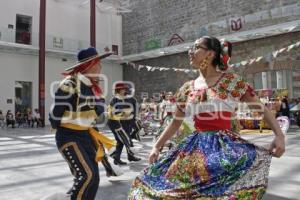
[219,38,231,71]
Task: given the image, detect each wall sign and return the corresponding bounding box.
[145,39,161,50]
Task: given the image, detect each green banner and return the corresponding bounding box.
[145,39,161,50]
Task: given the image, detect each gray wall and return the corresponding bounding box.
[124,32,300,100]
[123,52,197,101]
[122,0,300,100]
[123,0,300,55]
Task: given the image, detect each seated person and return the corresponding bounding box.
[15,111,23,128]
[6,110,15,128]
[33,109,43,127]
[0,110,5,128]
[25,109,33,127]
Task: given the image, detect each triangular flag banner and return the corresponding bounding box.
[272,50,279,58]
[241,61,248,66]
[146,66,152,71]
[256,56,263,62]
[287,44,295,51]
[126,40,300,72]
[130,63,137,69]
[138,65,144,71]
[278,48,286,53]
[235,63,241,68]
[249,59,256,65]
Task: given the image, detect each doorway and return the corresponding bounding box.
[15,81,32,114]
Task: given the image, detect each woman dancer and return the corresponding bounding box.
[128,36,285,199]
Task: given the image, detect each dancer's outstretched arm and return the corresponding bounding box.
[149,108,185,164]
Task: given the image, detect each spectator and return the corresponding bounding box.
[6,110,15,128]
[32,109,42,128]
[25,108,33,127]
[15,111,23,128]
[0,110,5,128]
[274,98,282,117]
[280,96,290,119]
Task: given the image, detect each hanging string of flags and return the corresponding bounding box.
[126,62,198,74]
[230,40,300,69]
[125,40,300,73]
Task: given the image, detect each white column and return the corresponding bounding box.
[286,70,293,98]
[276,71,283,89]
[282,70,287,89]
[267,71,272,89]
[262,72,268,89]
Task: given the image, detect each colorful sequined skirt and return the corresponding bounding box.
[128,130,272,199]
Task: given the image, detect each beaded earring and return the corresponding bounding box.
[199,57,209,70]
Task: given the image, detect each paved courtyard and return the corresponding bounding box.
[0,126,299,200]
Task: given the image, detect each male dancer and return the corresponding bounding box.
[49,47,116,200]
[107,83,141,165]
[125,84,142,145]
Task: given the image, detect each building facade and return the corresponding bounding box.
[122,0,300,100]
[0,0,123,122]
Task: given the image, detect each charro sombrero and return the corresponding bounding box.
[114,82,129,90]
[65,47,113,71]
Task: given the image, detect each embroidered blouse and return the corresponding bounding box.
[175,73,255,131]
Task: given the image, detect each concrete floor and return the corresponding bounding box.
[0,126,299,200]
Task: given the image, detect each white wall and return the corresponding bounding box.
[0,51,122,124]
[0,52,38,115]
[0,0,122,54]
[0,0,123,123]
[0,0,40,32]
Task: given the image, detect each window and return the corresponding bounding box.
[15,14,32,45]
[53,37,63,48]
[112,44,118,55]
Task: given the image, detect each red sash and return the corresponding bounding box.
[194,111,231,131]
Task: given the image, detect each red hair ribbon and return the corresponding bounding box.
[220,39,230,71]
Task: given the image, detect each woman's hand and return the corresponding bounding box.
[149,147,160,164]
[269,134,285,158]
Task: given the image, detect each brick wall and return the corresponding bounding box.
[122,0,300,100]
[123,52,195,101]
[123,0,300,55]
[124,32,300,100]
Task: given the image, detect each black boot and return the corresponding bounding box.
[106,170,117,177]
[128,154,141,162]
[114,159,127,165]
